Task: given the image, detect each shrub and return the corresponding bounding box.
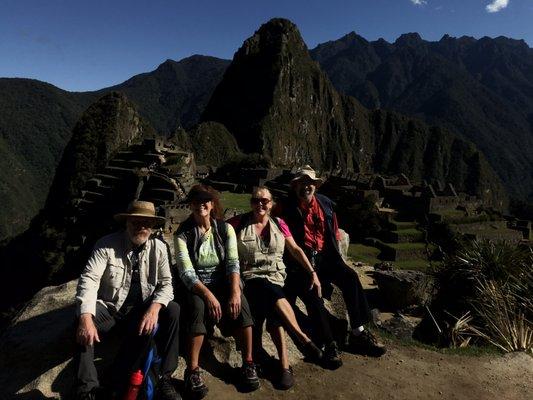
[421,240,532,352]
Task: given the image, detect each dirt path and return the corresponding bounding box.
[204,342,532,400]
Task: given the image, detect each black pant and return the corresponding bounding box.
[75,301,180,393]
[185,283,253,337]
[285,251,371,343]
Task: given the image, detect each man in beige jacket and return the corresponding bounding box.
[75,201,180,400]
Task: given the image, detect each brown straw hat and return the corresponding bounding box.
[183,186,217,203]
[113,200,166,224]
[290,165,324,187]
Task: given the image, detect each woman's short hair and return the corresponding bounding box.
[252,186,273,200]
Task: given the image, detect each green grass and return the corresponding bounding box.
[348,243,432,270]
[348,244,380,265]
[394,259,432,271]
[220,191,251,211]
[376,329,503,357]
[391,220,418,230]
[386,242,428,250]
[393,228,422,235]
[433,210,492,224]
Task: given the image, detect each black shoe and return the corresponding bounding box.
[322,341,343,370]
[184,368,208,400]
[156,376,182,400]
[238,361,260,392]
[75,387,98,400]
[276,367,295,390]
[347,330,386,357]
[302,341,323,363]
[253,346,276,377]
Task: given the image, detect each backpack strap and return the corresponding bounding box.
[212,219,227,264]
[271,216,282,232]
[234,212,253,235]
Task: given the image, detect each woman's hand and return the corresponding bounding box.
[309,271,322,298]
[228,290,242,320]
[205,292,223,322]
[77,313,100,346]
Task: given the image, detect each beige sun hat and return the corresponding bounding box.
[114,200,166,225]
[290,165,324,186]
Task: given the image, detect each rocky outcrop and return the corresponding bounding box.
[186,122,240,165]
[45,92,149,217]
[202,18,506,206]
[0,280,78,398]
[373,270,433,310]
[0,272,357,398]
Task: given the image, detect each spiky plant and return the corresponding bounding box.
[471,278,532,353]
[430,240,532,351]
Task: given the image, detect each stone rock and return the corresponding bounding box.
[374,261,394,271]
[374,314,420,341]
[0,275,353,398]
[373,270,433,310]
[338,229,350,262]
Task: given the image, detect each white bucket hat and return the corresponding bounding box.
[290,165,324,187]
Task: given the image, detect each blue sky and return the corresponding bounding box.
[0,0,531,91]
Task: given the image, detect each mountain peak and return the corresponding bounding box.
[394,32,424,46]
[236,17,308,60]
[339,31,369,45]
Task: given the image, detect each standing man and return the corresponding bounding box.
[279,166,386,358]
[75,201,181,400]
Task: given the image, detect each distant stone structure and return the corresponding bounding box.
[206,167,285,193]
[73,137,196,230]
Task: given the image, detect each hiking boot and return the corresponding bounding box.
[75,387,98,400]
[322,341,343,370]
[302,341,323,363]
[253,346,276,377]
[184,368,208,399]
[347,329,386,357]
[156,376,182,400]
[276,367,295,390]
[238,361,260,392]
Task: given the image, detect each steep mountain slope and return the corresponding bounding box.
[0,56,229,239]
[311,33,533,201]
[100,55,230,133]
[202,19,506,206]
[0,92,151,323]
[0,79,95,239]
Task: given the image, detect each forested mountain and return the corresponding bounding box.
[310,32,533,202]
[202,19,506,206]
[3,23,533,239]
[0,56,228,239]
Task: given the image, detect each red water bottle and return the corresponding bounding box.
[123,369,144,400]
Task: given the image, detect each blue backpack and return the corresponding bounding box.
[134,326,162,400]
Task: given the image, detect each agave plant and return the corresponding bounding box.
[471,278,532,353]
[431,240,532,352]
[444,240,531,283]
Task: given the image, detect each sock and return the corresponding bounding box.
[351,326,365,336]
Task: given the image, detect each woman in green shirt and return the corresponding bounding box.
[175,185,258,398]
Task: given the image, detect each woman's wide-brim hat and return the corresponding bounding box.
[290,165,324,187]
[114,200,166,225]
[183,186,217,204]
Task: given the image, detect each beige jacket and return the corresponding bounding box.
[75,231,174,316]
[237,217,286,286]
